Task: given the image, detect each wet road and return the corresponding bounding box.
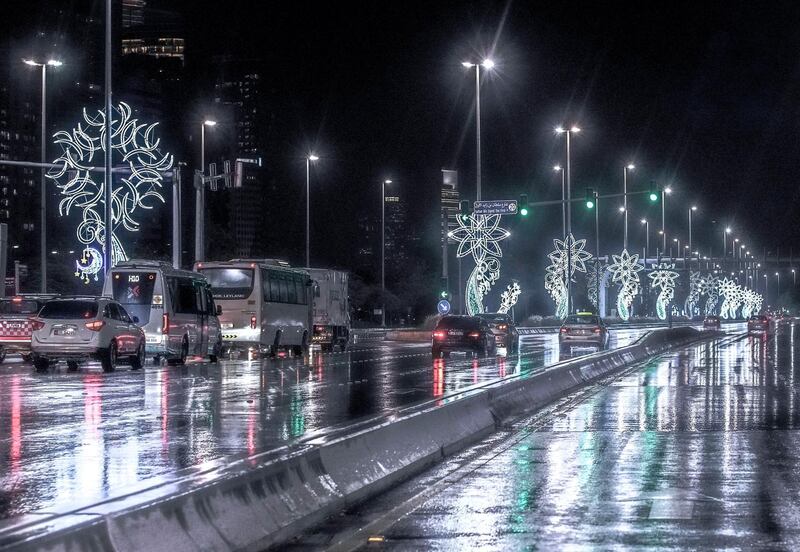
[290,322,800,551]
[0,327,651,519]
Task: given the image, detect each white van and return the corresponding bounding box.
[103,260,223,364]
[195,259,310,356]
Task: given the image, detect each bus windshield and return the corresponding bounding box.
[201,268,255,299]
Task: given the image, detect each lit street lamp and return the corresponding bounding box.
[793,268,796,287]
[555,125,581,315]
[462,59,494,201]
[723,226,731,265]
[623,164,634,249]
[661,186,672,252]
[381,179,392,327]
[641,219,649,261]
[195,119,216,261]
[305,154,319,268]
[23,58,62,292]
[776,271,780,298]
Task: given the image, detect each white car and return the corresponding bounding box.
[30,297,146,372]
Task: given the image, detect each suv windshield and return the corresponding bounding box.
[565,315,600,325]
[436,316,480,330]
[0,299,41,315]
[39,301,98,319]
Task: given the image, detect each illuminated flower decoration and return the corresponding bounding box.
[608,249,644,320]
[699,274,719,315]
[741,288,761,319]
[684,271,702,317]
[47,102,173,282]
[449,214,510,263]
[648,262,679,320]
[717,278,738,319]
[586,261,608,309]
[466,257,500,315]
[544,233,592,319]
[498,281,521,314]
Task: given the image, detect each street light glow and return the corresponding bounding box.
[384,179,392,184]
[461,61,473,68]
[203,120,217,126]
[627,163,635,170]
[555,126,565,134]
[641,219,647,224]
[553,165,562,171]
[481,59,495,69]
[664,186,673,194]
[691,205,697,211]
[47,60,63,67]
[23,59,37,66]
[570,126,581,133]
[618,206,625,213]
[308,154,319,161]
[725,227,731,233]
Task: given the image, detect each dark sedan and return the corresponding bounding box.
[432,315,497,358]
[748,315,769,333]
[476,312,519,352]
[558,313,609,353]
[703,316,721,330]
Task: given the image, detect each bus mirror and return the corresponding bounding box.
[216,305,223,316]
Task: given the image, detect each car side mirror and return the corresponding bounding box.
[132,316,140,324]
[216,305,222,316]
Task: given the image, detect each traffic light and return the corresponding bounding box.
[439,277,449,300]
[649,181,659,202]
[459,200,470,222]
[585,188,595,209]
[519,194,529,217]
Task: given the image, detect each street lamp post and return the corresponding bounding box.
[723,227,731,265]
[776,272,780,300]
[793,268,796,287]
[23,58,62,292]
[641,219,649,261]
[554,165,565,237]
[195,119,216,261]
[381,179,392,327]
[462,59,494,201]
[556,125,580,315]
[305,154,319,268]
[661,186,672,253]
[688,206,697,266]
[764,274,769,303]
[623,164,634,249]
[673,238,681,262]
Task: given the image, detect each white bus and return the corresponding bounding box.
[103,260,223,364]
[195,259,310,356]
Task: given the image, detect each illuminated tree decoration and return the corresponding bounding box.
[498,281,521,314]
[544,234,592,318]
[47,102,173,282]
[647,262,679,320]
[449,213,510,315]
[586,261,608,310]
[608,249,644,321]
[698,274,719,316]
[684,271,702,317]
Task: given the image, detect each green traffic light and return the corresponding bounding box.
[649,192,658,202]
[440,291,448,298]
[520,207,529,216]
[586,200,595,209]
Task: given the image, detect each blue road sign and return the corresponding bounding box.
[473,199,518,216]
[437,299,451,315]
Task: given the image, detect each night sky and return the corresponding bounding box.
[8,0,800,305]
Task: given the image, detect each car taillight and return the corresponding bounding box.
[250,315,257,329]
[498,324,508,330]
[593,327,602,333]
[29,318,45,331]
[161,313,169,335]
[85,320,104,331]
[468,331,481,338]
[560,327,568,333]
[433,330,446,339]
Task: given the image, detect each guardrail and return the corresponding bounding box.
[0,327,722,551]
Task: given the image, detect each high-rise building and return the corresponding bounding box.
[121,0,185,63]
[441,169,459,244]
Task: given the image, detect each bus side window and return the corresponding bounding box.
[175,278,197,314]
[279,275,289,303]
[287,275,297,303]
[261,269,270,302]
[194,280,207,314]
[295,277,306,305]
[270,271,280,302]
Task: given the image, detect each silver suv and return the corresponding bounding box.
[30,297,146,372]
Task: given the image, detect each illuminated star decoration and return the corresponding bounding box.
[586,261,608,310]
[545,234,593,318]
[47,102,173,282]
[741,288,761,319]
[608,249,644,321]
[684,271,702,317]
[647,262,679,320]
[498,281,521,314]
[448,213,510,315]
[717,278,739,319]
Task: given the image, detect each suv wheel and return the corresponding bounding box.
[33,356,49,372]
[168,337,188,365]
[101,341,117,372]
[130,342,145,370]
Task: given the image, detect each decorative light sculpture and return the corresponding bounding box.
[608,250,644,321]
[498,281,521,314]
[545,234,592,318]
[48,102,173,282]
[449,213,510,315]
[684,271,702,317]
[647,262,679,320]
[717,278,738,319]
[698,274,719,316]
[586,260,608,310]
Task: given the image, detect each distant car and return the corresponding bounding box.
[432,315,496,358]
[747,314,770,333]
[559,313,609,352]
[476,312,519,352]
[703,316,721,330]
[0,295,58,363]
[30,297,146,372]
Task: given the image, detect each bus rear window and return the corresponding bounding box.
[111,272,157,305]
[201,268,255,299]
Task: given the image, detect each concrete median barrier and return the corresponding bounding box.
[0,327,718,552]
